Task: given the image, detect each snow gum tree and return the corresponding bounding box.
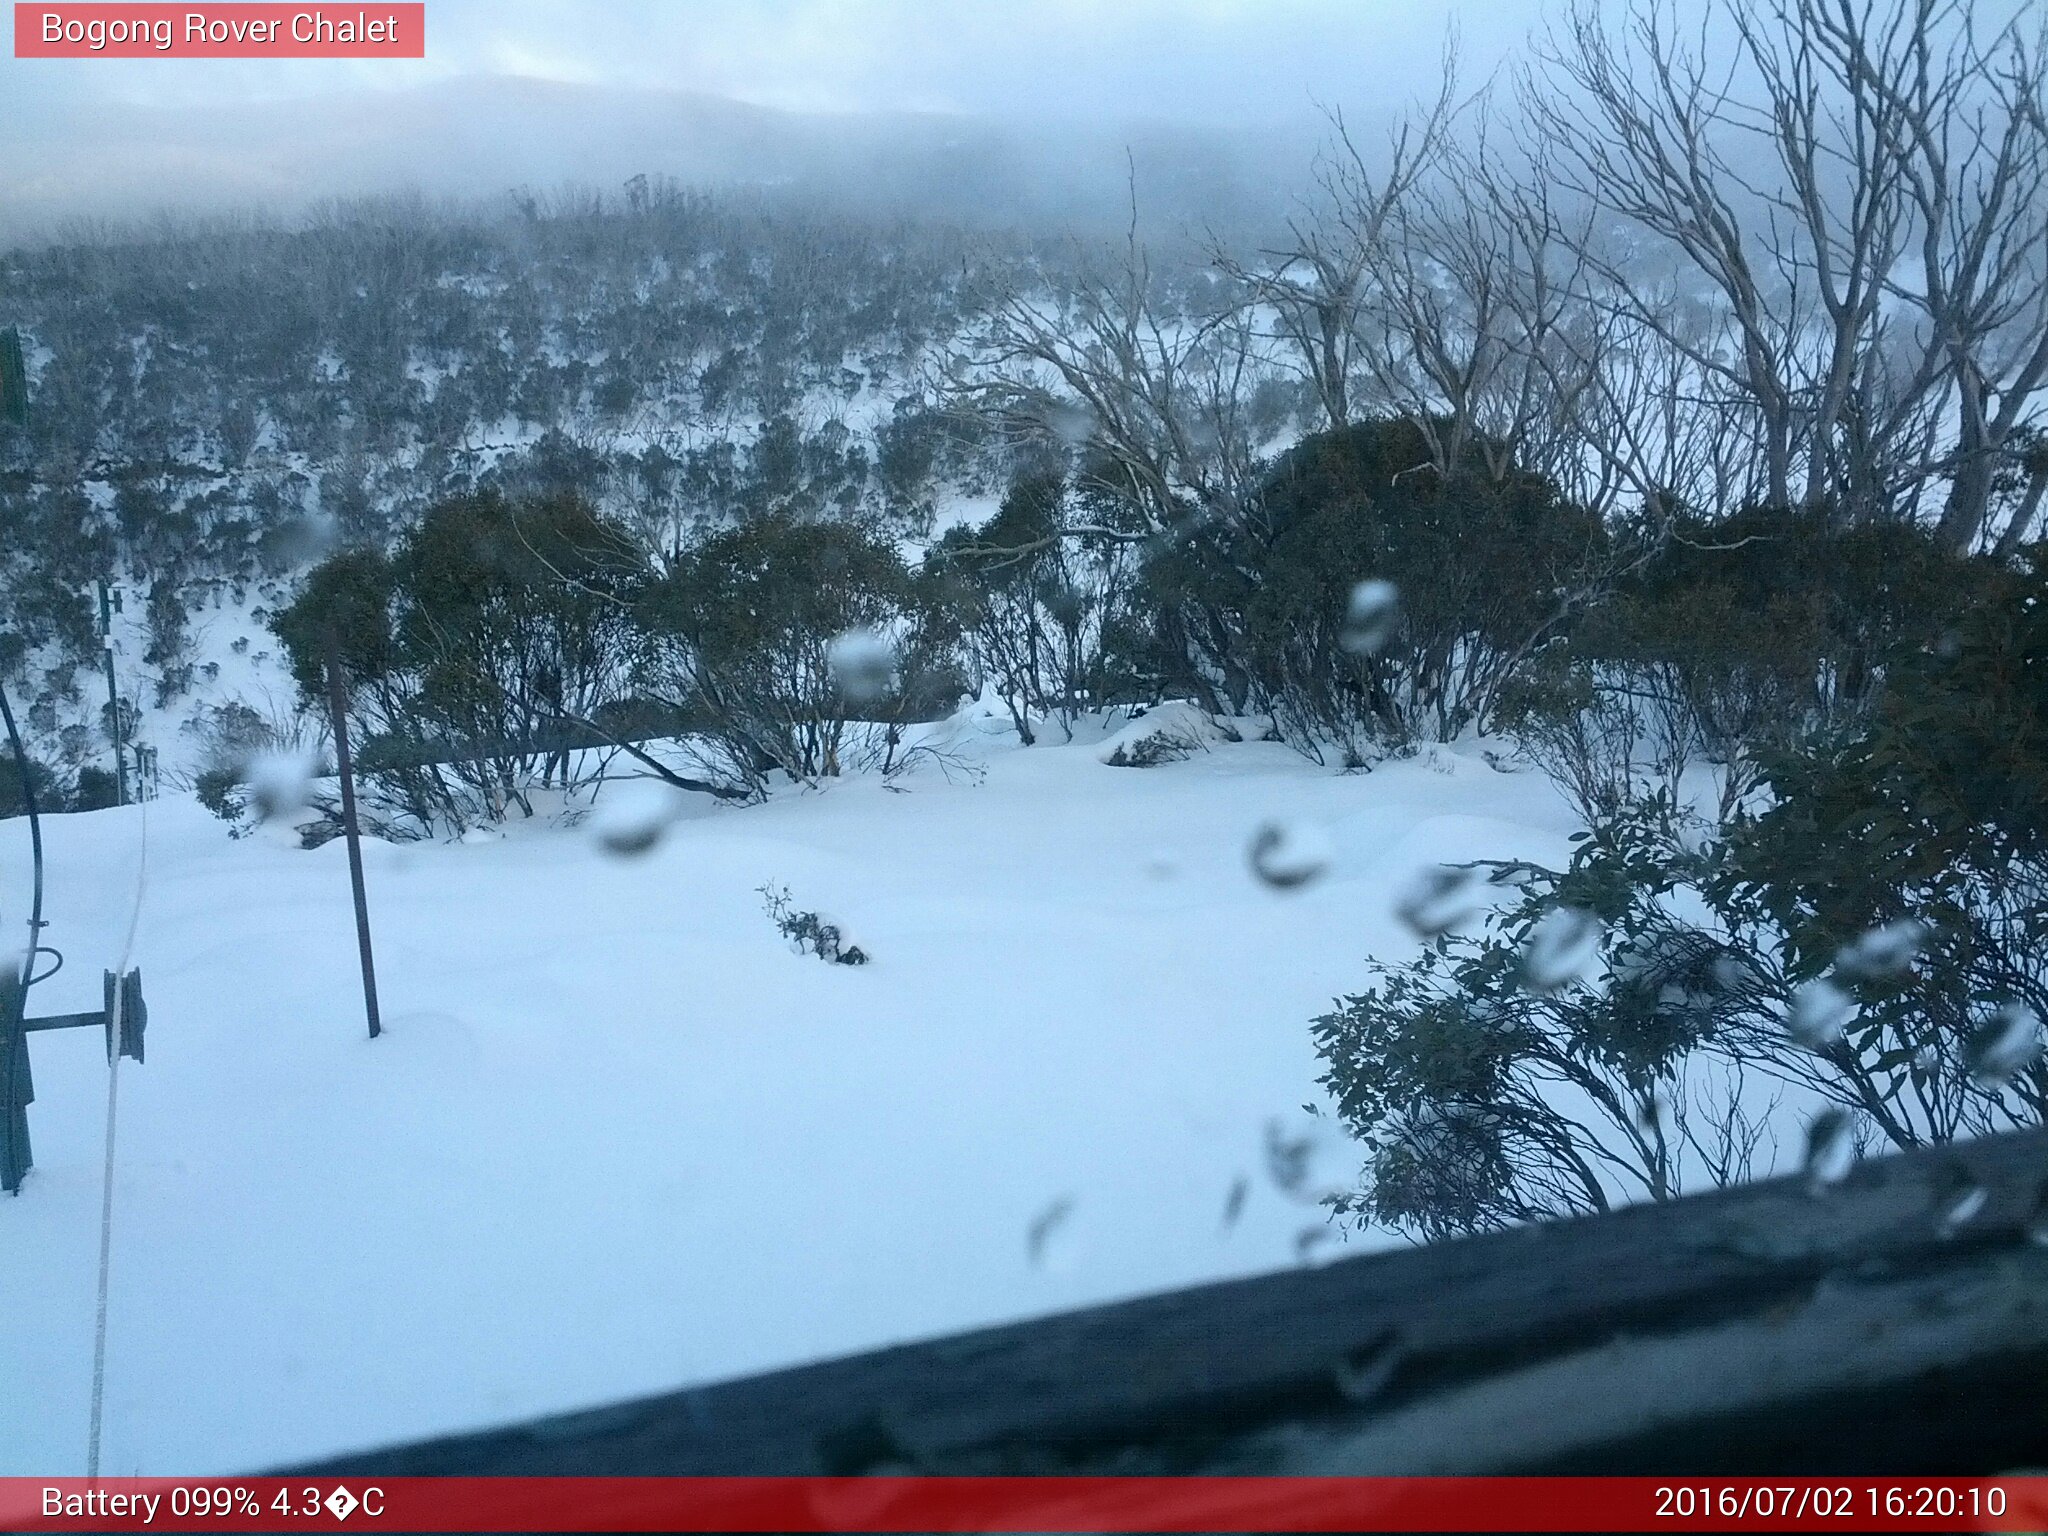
[273,489,643,835]
[635,514,958,792]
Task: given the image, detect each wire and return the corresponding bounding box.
[2,665,144,1471]
[86,789,148,1479]
[0,676,46,989]
[85,1012,122,1477]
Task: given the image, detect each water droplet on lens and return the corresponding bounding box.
[1786,979,1856,1051]
[1046,398,1096,449]
[1833,919,1928,982]
[1709,951,1761,998]
[1637,1095,1667,1135]
[1940,1185,1988,1237]
[807,1463,915,1527]
[590,780,685,857]
[1141,849,1180,881]
[1026,1195,1077,1270]
[1339,579,1401,656]
[1803,1108,1858,1191]
[2027,1185,2048,1248]
[1248,821,1333,891]
[1294,1223,1337,1264]
[1264,1118,1314,1195]
[1221,1175,1249,1232]
[1262,1115,1348,1204]
[247,749,318,823]
[1965,1002,2043,1089]
[1333,1333,1405,1403]
[1393,864,1480,938]
[1930,1161,1988,1237]
[827,628,896,705]
[1520,906,1603,993]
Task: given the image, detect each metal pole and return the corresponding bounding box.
[98,581,126,806]
[323,638,382,1041]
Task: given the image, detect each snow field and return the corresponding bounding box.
[0,721,1574,1472]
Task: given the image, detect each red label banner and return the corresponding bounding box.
[14,4,424,57]
[2,1476,2046,1532]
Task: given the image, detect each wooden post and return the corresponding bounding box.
[324,637,382,1041]
[99,580,127,806]
[0,326,27,428]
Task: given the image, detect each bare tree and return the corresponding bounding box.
[1530,1,1837,511]
[946,215,1285,710]
[1524,0,2048,546]
[1345,110,1623,494]
[960,232,1269,543]
[1212,58,1464,431]
[1860,1,2048,548]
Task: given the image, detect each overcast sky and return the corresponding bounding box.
[7,1,1541,117]
[9,0,2042,239]
[0,0,1569,235]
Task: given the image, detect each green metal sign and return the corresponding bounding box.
[0,326,26,427]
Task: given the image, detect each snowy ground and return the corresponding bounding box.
[0,718,1575,1474]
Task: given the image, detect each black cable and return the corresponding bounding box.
[0,673,49,1000]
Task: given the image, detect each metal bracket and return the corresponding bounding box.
[1,967,146,1194]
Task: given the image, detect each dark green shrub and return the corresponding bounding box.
[0,750,59,820]
[70,765,119,811]
[274,490,643,834]
[1319,551,2048,1239]
[927,471,1140,742]
[1138,417,1608,756]
[639,514,951,788]
[1499,506,1989,820]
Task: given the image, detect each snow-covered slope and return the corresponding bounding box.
[0,724,1573,1474]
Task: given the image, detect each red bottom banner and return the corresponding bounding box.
[3,1476,2046,1532]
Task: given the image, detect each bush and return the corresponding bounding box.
[274,490,643,835]
[1137,417,1608,758]
[1725,543,2048,1137]
[1314,798,1779,1239]
[2,756,127,816]
[927,471,1142,743]
[759,883,868,965]
[0,749,60,820]
[194,765,241,822]
[638,514,954,792]
[70,765,119,811]
[1319,722,2047,1241]
[1499,507,1985,822]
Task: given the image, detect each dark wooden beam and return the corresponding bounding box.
[292,1128,2048,1478]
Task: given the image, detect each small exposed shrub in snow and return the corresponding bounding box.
[758,883,868,966]
[1096,702,1233,769]
[1102,731,1195,769]
[194,766,241,821]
